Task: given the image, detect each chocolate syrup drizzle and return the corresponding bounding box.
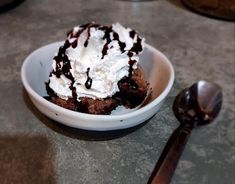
[129,30,136,39]
[49,22,144,100]
[84,26,91,47]
[52,40,72,80]
[130,37,142,54]
[113,32,126,52]
[101,26,112,59]
[85,68,92,89]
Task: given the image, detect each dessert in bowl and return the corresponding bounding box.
[46,22,148,114]
[21,23,174,131]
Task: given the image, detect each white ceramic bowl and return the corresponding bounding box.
[21,42,174,131]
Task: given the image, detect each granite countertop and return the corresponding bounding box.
[0,0,234,183]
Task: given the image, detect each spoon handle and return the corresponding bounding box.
[148,123,193,184]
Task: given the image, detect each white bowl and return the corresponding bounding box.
[21,42,174,131]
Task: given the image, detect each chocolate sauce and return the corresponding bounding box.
[45,81,57,97]
[101,27,112,59]
[51,23,99,101]
[101,28,128,59]
[62,55,73,81]
[125,56,139,90]
[130,37,142,54]
[84,26,91,47]
[127,51,133,57]
[71,39,78,48]
[53,58,62,77]
[52,48,62,77]
[129,30,136,39]
[68,29,80,38]
[85,68,92,89]
[113,32,126,53]
[81,23,100,47]
[68,23,93,41]
[52,40,73,79]
[100,26,141,91]
[63,39,71,49]
[101,43,109,59]
[70,85,77,99]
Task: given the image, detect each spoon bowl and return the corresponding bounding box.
[173,80,223,126]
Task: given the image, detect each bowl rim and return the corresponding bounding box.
[21,41,175,121]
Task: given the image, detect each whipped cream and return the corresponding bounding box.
[49,22,145,100]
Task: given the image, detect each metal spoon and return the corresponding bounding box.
[148,80,222,184]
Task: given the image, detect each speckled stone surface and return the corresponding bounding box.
[0,0,234,184]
